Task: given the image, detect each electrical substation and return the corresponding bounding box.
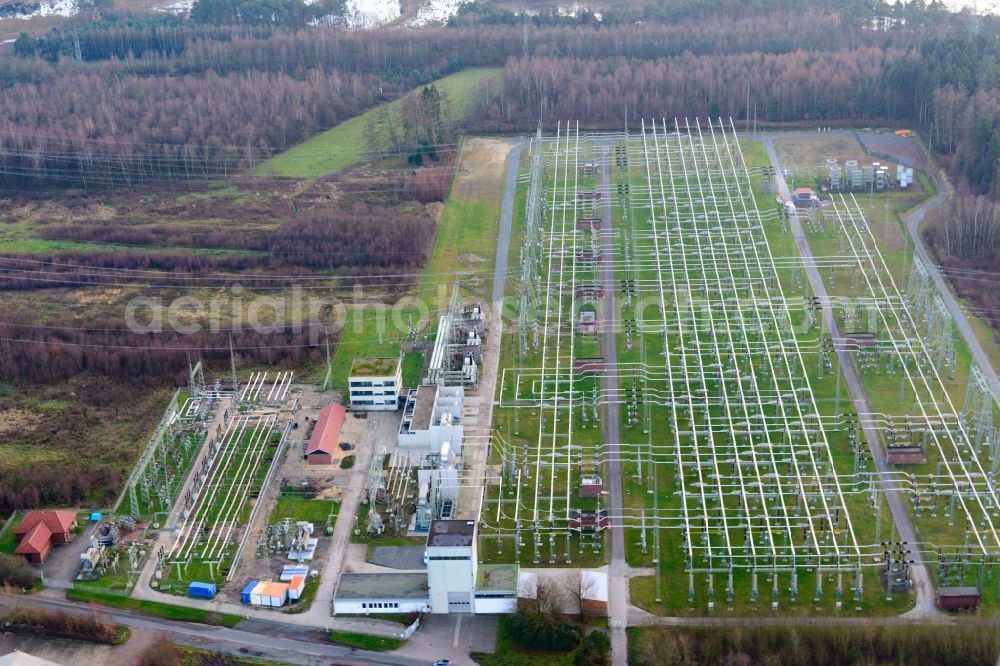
[487,119,1000,612]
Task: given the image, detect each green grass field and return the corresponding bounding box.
[328,307,415,390]
[257,68,502,179]
[66,586,242,627]
[418,197,501,308]
[401,351,425,388]
[270,495,338,525]
[472,616,576,666]
[328,630,405,651]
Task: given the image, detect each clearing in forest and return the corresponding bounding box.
[255,68,502,179]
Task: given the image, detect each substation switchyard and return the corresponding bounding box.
[145,369,296,591]
[486,118,1000,613]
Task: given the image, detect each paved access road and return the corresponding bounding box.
[762,136,938,618]
[493,140,526,303]
[598,144,629,665]
[0,592,426,666]
[903,162,1000,403]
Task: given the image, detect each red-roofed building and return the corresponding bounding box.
[14,511,77,564]
[306,403,347,465]
[792,187,815,206]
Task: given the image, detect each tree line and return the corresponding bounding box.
[2,608,123,645]
[632,624,1000,666]
[0,316,325,388]
[2,5,986,189]
[452,0,957,32]
[0,66,390,188]
[489,48,916,128]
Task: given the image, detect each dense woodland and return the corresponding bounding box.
[1,4,999,189]
[2,0,1000,512]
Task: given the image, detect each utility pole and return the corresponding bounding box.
[325,334,332,393]
[229,333,238,395]
[746,78,751,132]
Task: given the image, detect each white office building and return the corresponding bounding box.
[348,357,402,411]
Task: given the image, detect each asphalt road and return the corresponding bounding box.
[762,137,937,617]
[493,140,526,303]
[903,164,1000,403]
[598,144,628,665]
[0,593,427,666]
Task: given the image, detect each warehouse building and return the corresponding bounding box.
[349,357,402,411]
[305,403,346,465]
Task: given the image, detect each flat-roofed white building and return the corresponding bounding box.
[348,357,402,411]
[332,573,430,615]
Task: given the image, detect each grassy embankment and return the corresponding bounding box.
[327,630,405,651]
[66,586,242,627]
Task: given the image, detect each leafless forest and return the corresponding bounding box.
[2,0,1000,511]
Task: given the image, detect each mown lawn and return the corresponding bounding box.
[256,68,501,179]
[418,197,500,308]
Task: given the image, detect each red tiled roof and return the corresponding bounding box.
[14,523,51,555]
[306,403,346,456]
[15,511,77,537]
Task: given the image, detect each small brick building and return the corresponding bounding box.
[14,511,77,564]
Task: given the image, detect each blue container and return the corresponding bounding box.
[188,581,217,599]
[90,512,102,523]
[241,580,258,604]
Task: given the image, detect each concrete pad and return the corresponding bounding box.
[368,546,426,571]
[395,613,498,666]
